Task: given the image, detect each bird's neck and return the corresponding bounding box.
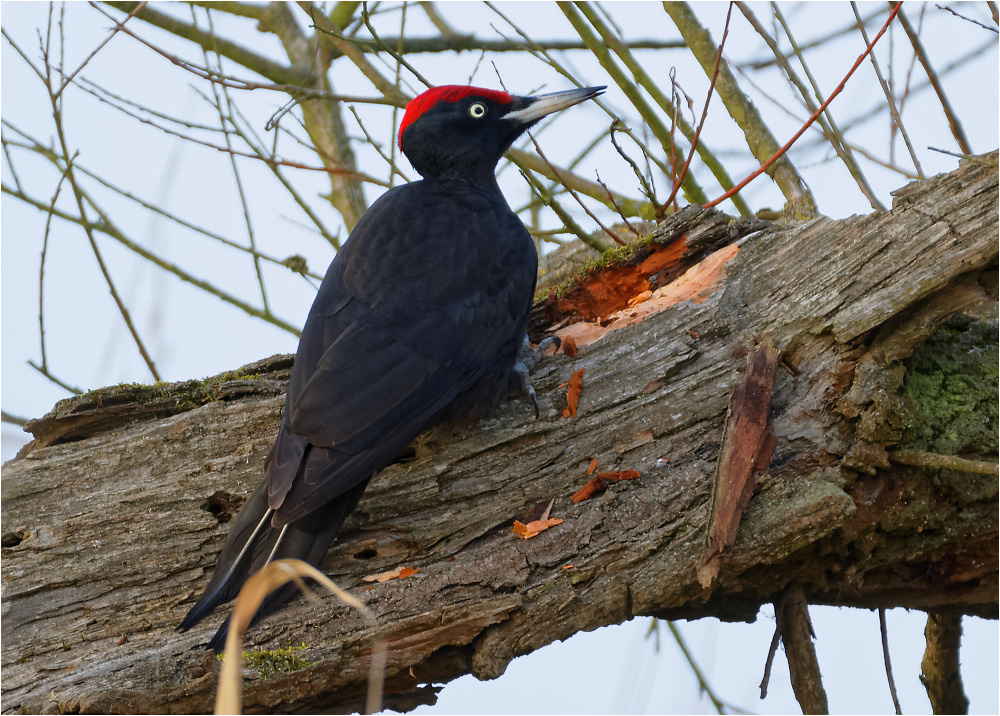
[423,172,503,196]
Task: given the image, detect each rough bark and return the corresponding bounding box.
[2,154,997,714]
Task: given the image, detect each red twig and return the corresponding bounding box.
[658,1,734,216]
[705,2,903,208]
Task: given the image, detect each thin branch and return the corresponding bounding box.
[2,120,328,274]
[892,2,973,154]
[609,119,659,208]
[879,609,902,715]
[55,1,146,100]
[301,1,408,105]
[515,166,609,253]
[1,411,29,427]
[706,3,902,209]
[0,26,47,82]
[197,6,270,313]
[664,0,816,212]
[759,616,782,699]
[738,2,886,211]
[360,1,431,89]
[27,360,83,395]
[559,2,711,208]
[40,19,161,382]
[666,621,750,714]
[37,169,70,377]
[508,148,650,218]
[934,4,998,32]
[595,173,641,239]
[572,2,752,217]
[659,2,734,215]
[3,182,302,337]
[103,1,316,86]
[888,449,999,475]
[739,6,887,69]
[225,99,344,249]
[851,2,924,179]
[776,583,829,715]
[519,124,625,246]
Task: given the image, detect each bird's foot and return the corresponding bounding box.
[512,334,560,418]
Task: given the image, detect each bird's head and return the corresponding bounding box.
[398,84,605,183]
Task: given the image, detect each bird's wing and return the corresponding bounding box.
[267,182,536,525]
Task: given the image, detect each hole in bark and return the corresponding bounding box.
[201,491,243,524]
[353,548,378,560]
[1,531,25,548]
[389,444,417,466]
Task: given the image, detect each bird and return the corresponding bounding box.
[177,83,605,651]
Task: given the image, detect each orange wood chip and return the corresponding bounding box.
[562,335,578,357]
[512,517,563,539]
[571,470,641,504]
[586,458,599,475]
[362,566,421,583]
[627,290,653,308]
[560,368,585,418]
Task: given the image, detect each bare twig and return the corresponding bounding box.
[516,167,609,253]
[560,2,712,208]
[879,609,903,715]
[41,11,161,382]
[666,621,750,714]
[38,169,70,378]
[759,616,782,699]
[705,3,901,209]
[2,181,302,336]
[888,449,999,475]
[609,119,658,207]
[1,411,29,427]
[197,6,270,313]
[935,4,998,32]
[360,1,431,89]
[595,173,641,239]
[55,1,146,100]
[665,0,815,212]
[851,2,924,179]
[658,2,734,215]
[572,2,753,216]
[739,2,886,211]
[27,360,83,395]
[893,3,973,155]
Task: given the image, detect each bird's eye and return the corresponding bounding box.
[468,103,487,119]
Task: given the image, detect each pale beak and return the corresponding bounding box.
[505,86,606,126]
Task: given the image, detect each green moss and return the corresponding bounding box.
[546,232,658,301]
[217,642,313,680]
[901,317,998,456]
[212,370,261,383]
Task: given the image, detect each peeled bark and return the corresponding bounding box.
[2,154,997,714]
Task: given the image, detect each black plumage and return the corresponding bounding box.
[178,84,604,650]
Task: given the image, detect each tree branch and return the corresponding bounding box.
[2,154,996,714]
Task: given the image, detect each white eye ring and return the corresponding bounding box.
[468,102,487,119]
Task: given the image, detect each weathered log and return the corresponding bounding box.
[2,153,997,714]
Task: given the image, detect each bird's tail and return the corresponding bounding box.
[177,476,369,652]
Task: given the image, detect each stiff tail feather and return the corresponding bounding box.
[178,478,370,651]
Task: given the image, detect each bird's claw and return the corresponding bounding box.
[513,334,560,418]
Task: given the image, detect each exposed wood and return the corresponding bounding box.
[2,154,997,714]
[698,338,779,587]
